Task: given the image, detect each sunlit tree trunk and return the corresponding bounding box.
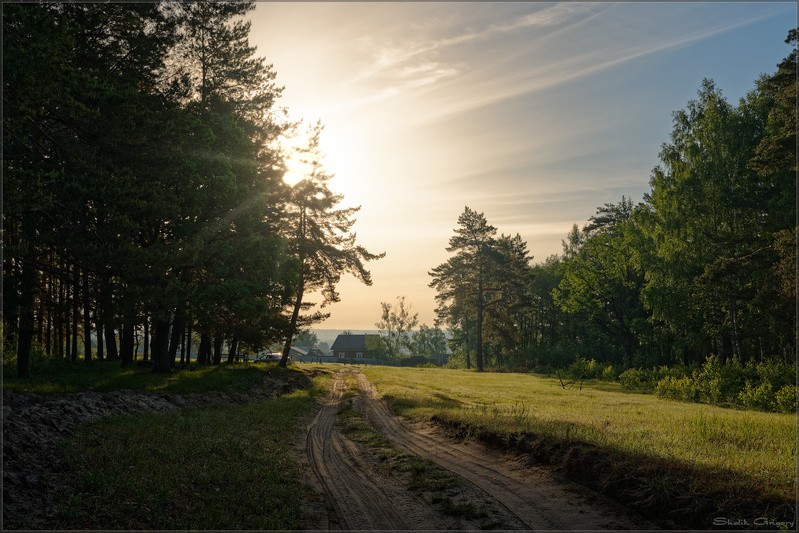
[70,265,79,362]
[82,268,92,362]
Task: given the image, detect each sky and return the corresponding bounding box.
[247,1,796,331]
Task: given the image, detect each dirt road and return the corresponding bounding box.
[304,369,652,530]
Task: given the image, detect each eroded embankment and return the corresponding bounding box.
[425,407,795,530]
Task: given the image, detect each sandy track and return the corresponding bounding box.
[305,372,456,530]
[356,371,653,530]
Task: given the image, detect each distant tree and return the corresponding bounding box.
[412,324,448,360]
[294,331,318,347]
[376,296,419,358]
[365,335,388,361]
[553,201,650,368]
[429,207,499,372]
[278,123,384,368]
[483,233,533,369]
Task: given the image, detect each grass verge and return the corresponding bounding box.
[362,366,797,529]
[50,369,331,530]
[3,358,279,395]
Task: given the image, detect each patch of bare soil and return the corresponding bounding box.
[300,369,654,530]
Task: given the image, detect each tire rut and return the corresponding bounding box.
[356,371,653,530]
[306,372,449,530]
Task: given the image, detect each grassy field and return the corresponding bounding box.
[361,365,797,528]
[51,369,331,530]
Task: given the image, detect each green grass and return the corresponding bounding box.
[3,357,276,394]
[362,366,797,527]
[51,370,331,530]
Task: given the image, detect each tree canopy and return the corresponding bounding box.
[3,1,377,376]
[430,29,796,373]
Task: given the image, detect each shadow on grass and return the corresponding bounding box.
[385,394,795,530]
[386,392,465,412]
[49,390,319,530]
[3,358,288,395]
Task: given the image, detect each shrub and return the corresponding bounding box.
[655,375,696,402]
[602,364,618,381]
[753,359,794,390]
[565,358,605,380]
[619,368,656,391]
[774,385,799,414]
[737,381,775,411]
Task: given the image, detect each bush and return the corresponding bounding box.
[774,385,799,413]
[648,355,796,413]
[737,381,775,411]
[565,358,600,379]
[602,364,618,381]
[618,368,657,391]
[752,359,793,390]
[655,375,696,402]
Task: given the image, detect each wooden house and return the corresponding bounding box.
[330,334,381,361]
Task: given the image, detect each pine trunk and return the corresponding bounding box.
[55,265,64,358]
[198,327,211,365]
[82,268,92,363]
[476,280,484,372]
[212,334,222,365]
[105,322,118,360]
[70,265,79,362]
[143,312,150,362]
[167,316,182,366]
[185,316,193,364]
[227,333,238,363]
[16,219,37,379]
[151,318,172,373]
[120,318,135,367]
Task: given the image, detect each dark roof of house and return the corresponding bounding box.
[330,334,380,351]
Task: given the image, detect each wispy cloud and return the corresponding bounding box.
[345,3,600,106]
[413,7,785,124]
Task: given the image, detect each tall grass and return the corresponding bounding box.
[362,366,796,526]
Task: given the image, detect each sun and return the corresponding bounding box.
[282,155,312,186]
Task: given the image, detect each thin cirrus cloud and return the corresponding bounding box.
[337,2,787,127]
[411,7,788,126]
[345,3,601,107]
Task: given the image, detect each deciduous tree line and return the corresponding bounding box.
[3,2,381,377]
[431,30,796,372]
